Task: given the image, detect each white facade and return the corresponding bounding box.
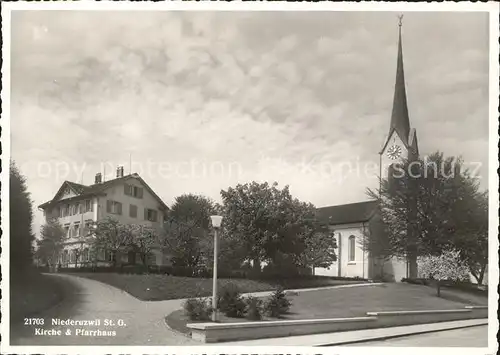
[314,221,408,281]
[315,223,370,279]
[39,173,169,268]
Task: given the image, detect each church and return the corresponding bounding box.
[314,20,418,282]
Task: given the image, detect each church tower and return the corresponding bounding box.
[379,16,419,279]
[380,16,419,177]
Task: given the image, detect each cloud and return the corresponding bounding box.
[9,11,490,236]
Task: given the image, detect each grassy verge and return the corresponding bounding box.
[166,282,488,336]
[67,273,365,301]
[10,270,64,324]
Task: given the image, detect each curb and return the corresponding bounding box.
[316,320,488,346]
[243,282,384,299]
[163,316,193,339]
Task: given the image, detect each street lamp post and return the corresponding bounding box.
[210,215,223,322]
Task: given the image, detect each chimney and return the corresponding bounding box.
[95,173,102,184]
[116,166,124,178]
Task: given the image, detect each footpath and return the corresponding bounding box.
[8,274,488,347]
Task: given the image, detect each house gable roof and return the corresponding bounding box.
[50,181,88,203]
[38,173,168,211]
[316,200,378,225]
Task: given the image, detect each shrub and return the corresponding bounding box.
[218,282,246,318]
[183,297,213,321]
[244,296,263,320]
[264,286,291,317]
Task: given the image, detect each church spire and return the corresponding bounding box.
[388,15,411,146]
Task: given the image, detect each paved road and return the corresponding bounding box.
[348,325,488,347]
[10,274,199,346]
[10,274,380,346]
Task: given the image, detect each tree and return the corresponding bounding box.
[35,218,65,268]
[361,208,394,279]
[162,194,217,270]
[295,227,337,275]
[448,190,488,284]
[90,217,133,267]
[369,152,487,276]
[10,161,35,273]
[128,224,158,266]
[220,181,321,273]
[418,249,470,297]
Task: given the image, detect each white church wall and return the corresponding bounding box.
[315,223,370,279]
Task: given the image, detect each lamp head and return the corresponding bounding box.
[210,215,223,229]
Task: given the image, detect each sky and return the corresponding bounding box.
[10,10,490,235]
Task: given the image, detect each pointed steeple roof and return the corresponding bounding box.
[390,19,411,145]
[381,16,414,154]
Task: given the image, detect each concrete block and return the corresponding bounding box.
[187,306,488,343]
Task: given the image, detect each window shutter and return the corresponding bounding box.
[90,200,94,212]
[124,184,130,196]
[106,200,111,213]
[130,204,137,218]
[138,188,144,198]
[144,208,148,220]
[117,202,122,215]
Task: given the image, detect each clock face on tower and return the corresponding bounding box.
[387,144,402,160]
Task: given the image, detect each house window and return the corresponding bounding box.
[144,208,158,222]
[58,207,63,218]
[85,199,93,212]
[125,184,144,198]
[64,204,70,217]
[348,235,356,262]
[83,248,89,262]
[64,225,70,238]
[106,200,122,215]
[130,204,138,218]
[70,250,76,263]
[74,223,80,237]
[63,250,69,264]
[98,249,105,261]
[84,220,93,234]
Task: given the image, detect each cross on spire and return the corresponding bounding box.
[398,14,404,28]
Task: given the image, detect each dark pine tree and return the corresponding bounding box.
[10,161,35,274]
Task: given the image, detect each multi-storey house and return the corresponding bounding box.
[38,167,169,268]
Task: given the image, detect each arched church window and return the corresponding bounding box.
[348,235,356,262]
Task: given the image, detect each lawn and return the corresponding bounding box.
[166,282,488,336]
[67,273,366,301]
[10,270,64,324]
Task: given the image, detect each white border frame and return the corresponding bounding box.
[1,2,498,355]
